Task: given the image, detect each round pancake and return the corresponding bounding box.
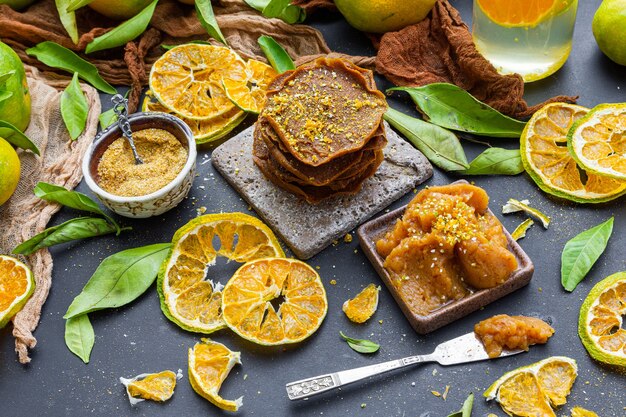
[261,57,387,166]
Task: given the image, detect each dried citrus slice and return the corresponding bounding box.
[120,370,182,405]
[223,59,278,114]
[222,258,328,345]
[157,213,284,334]
[142,90,247,145]
[188,339,242,411]
[484,356,578,417]
[521,103,626,203]
[578,272,626,368]
[571,407,600,417]
[568,103,626,181]
[0,255,35,328]
[342,283,380,323]
[477,0,564,27]
[149,44,247,120]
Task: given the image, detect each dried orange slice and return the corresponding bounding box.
[188,339,242,411]
[477,0,566,27]
[484,356,577,417]
[578,272,626,368]
[223,59,278,114]
[142,90,247,145]
[521,103,626,203]
[568,103,626,181]
[222,258,328,345]
[571,407,600,417]
[149,44,247,120]
[120,370,182,404]
[157,213,284,334]
[342,283,380,323]
[0,255,35,328]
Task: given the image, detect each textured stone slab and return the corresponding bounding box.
[212,123,433,259]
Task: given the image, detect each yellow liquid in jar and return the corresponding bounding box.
[472,0,578,82]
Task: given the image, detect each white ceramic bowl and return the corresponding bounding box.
[82,112,197,218]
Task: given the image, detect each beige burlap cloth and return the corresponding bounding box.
[0,66,100,364]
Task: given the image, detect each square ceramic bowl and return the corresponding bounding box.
[357,184,534,334]
[82,112,196,218]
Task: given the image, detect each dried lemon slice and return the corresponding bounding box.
[142,90,247,145]
[222,258,328,345]
[578,272,626,368]
[521,103,626,203]
[149,44,247,120]
[223,59,278,114]
[571,407,600,417]
[568,103,626,181]
[0,255,35,328]
[157,213,284,334]
[120,369,182,405]
[484,356,578,417]
[342,283,380,323]
[188,339,242,411]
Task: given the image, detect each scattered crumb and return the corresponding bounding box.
[315,266,321,270]
[360,403,366,409]
[538,287,543,293]
[431,390,441,397]
[344,233,353,243]
[432,369,438,376]
[330,279,337,285]
[196,206,207,216]
[243,374,248,380]
[378,319,383,324]
[332,240,339,246]
[442,385,450,400]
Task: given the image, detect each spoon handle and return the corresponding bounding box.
[111,94,143,164]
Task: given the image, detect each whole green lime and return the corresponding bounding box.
[0,0,37,10]
[592,0,626,66]
[87,0,154,20]
[334,0,437,34]
[0,41,31,140]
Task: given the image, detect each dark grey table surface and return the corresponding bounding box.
[2,1,625,416]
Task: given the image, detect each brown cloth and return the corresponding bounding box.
[0,0,350,113]
[375,0,577,119]
[0,66,100,364]
[293,0,336,14]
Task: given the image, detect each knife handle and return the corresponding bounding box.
[285,355,430,400]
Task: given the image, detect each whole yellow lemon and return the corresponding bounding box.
[592,0,626,66]
[0,137,20,206]
[87,0,154,20]
[334,0,437,34]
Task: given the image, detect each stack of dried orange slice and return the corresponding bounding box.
[521,102,626,203]
[146,44,277,145]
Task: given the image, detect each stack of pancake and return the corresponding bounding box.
[252,58,388,204]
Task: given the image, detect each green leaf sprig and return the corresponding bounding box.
[561,217,614,292]
[13,182,127,255]
[195,0,227,45]
[461,148,524,176]
[85,0,158,54]
[26,42,116,94]
[258,35,295,73]
[389,83,526,138]
[60,73,88,140]
[340,331,380,354]
[64,243,172,363]
[447,393,474,417]
[0,120,39,155]
[245,0,305,24]
[55,0,79,44]
[384,107,469,171]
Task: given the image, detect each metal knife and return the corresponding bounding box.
[285,331,524,400]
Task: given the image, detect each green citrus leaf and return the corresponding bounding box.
[339,331,379,354]
[85,0,158,54]
[66,0,94,12]
[0,120,39,155]
[26,41,116,94]
[65,314,94,363]
[389,83,526,138]
[561,217,614,292]
[384,107,469,171]
[55,0,79,44]
[461,148,524,176]
[447,393,474,417]
[195,0,227,45]
[258,35,295,73]
[60,73,88,140]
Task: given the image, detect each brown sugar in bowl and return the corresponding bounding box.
[82,112,197,218]
[357,181,534,334]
